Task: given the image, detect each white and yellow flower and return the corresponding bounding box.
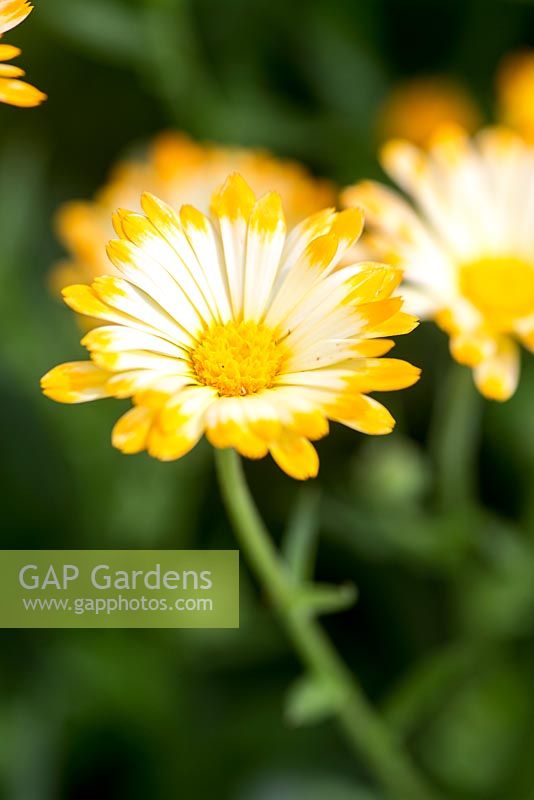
[496,50,534,144]
[51,132,335,294]
[376,50,534,150]
[42,174,420,479]
[0,0,45,107]
[343,124,534,401]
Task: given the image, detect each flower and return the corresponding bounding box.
[377,77,480,148]
[376,52,534,150]
[342,124,534,401]
[496,50,534,144]
[42,174,420,479]
[0,0,46,107]
[51,132,335,294]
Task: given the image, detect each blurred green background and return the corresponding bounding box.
[1,0,534,798]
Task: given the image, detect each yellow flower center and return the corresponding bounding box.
[191,321,285,397]
[460,256,534,331]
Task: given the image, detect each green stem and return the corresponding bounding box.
[429,361,482,510]
[215,448,439,800]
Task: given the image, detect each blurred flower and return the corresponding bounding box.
[377,51,534,150]
[377,77,481,148]
[350,436,430,510]
[42,174,420,479]
[343,125,534,401]
[496,50,534,143]
[0,0,46,107]
[51,132,336,294]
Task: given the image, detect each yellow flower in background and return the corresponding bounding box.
[42,174,420,479]
[343,125,534,401]
[377,76,480,148]
[51,132,335,294]
[0,0,46,107]
[377,50,534,149]
[496,50,534,143]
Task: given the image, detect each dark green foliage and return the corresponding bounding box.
[0,1,533,797]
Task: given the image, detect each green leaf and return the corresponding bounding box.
[349,436,431,511]
[458,518,534,640]
[281,488,321,581]
[382,641,481,737]
[286,674,347,727]
[323,495,477,571]
[419,656,533,795]
[429,361,482,510]
[291,582,357,618]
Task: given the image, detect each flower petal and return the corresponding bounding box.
[332,394,396,435]
[344,358,421,393]
[148,386,215,460]
[474,337,520,401]
[0,44,21,61]
[40,362,111,403]
[270,433,319,480]
[243,192,286,322]
[112,405,155,454]
[450,330,496,367]
[211,173,256,317]
[0,0,32,35]
[204,397,269,458]
[516,314,534,352]
[0,77,46,107]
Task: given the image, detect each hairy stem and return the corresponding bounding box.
[215,448,439,800]
[430,361,482,510]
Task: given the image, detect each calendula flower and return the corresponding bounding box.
[42,174,420,479]
[377,77,481,148]
[343,125,534,401]
[51,133,335,294]
[0,0,46,107]
[496,50,534,143]
[378,51,534,151]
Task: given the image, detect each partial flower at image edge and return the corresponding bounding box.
[0,0,46,108]
[343,124,534,401]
